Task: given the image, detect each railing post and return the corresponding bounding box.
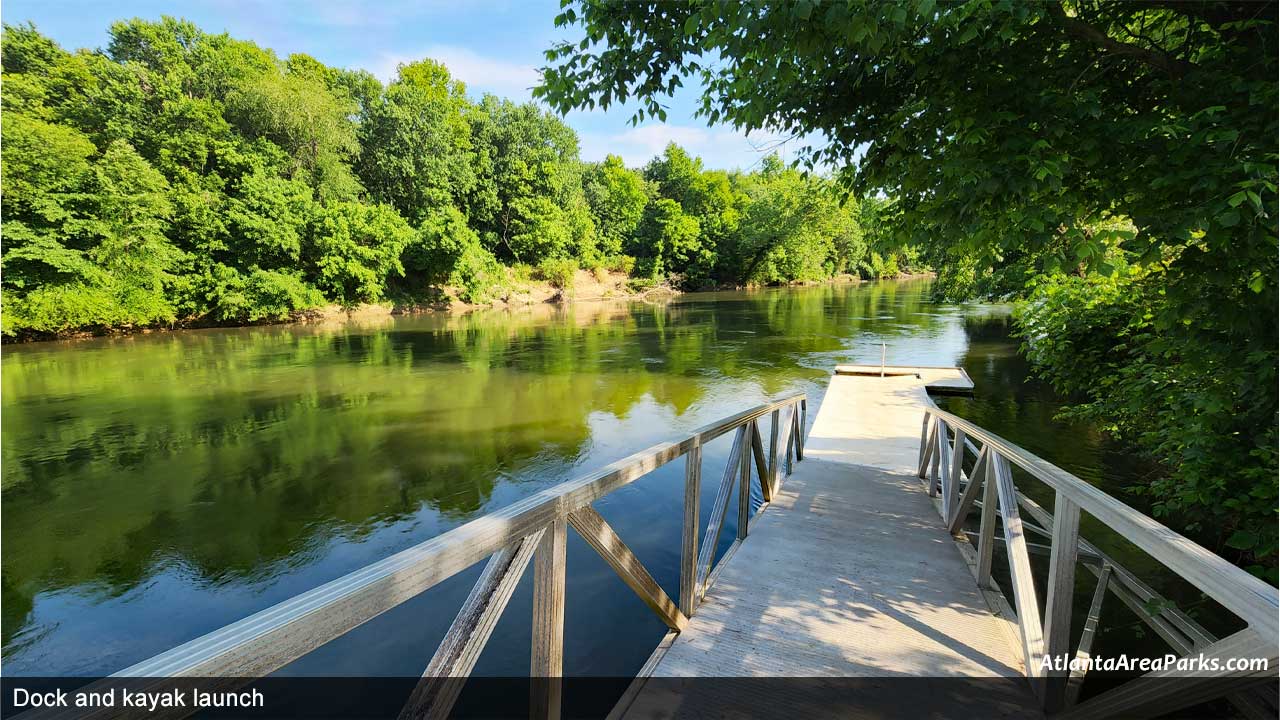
[946,428,966,520]
[737,425,751,540]
[1044,492,1081,712]
[976,452,999,587]
[796,398,806,460]
[918,415,937,480]
[927,419,942,497]
[697,425,747,597]
[918,411,931,472]
[531,518,567,720]
[768,409,780,490]
[935,420,950,498]
[785,407,795,477]
[680,442,701,618]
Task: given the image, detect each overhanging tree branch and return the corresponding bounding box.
[1047,2,1195,79]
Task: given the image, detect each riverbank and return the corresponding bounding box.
[3,272,928,343]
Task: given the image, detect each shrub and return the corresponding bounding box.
[509,263,536,284]
[538,257,578,290]
[867,251,901,279]
[608,254,636,275]
[626,277,656,293]
[591,265,609,283]
[306,202,413,305]
[195,265,324,322]
[451,241,506,304]
[2,281,175,335]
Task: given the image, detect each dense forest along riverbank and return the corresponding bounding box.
[2,278,1187,684]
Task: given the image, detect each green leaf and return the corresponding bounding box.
[1248,271,1265,293]
[1226,530,1258,550]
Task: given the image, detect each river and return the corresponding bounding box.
[2,279,1214,688]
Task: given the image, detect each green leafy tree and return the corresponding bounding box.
[468,96,593,263]
[356,60,476,224]
[632,198,701,279]
[729,155,845,284]
[304,202,414,305]
[224,66,363,202]
[582,154,648,257]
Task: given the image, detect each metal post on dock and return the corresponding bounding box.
[880,343,886,377]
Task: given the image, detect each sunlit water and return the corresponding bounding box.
[2,280,1214,686]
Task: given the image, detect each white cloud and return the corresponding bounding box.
[364,45,541,99]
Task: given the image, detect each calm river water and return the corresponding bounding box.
[2,279,1208,688]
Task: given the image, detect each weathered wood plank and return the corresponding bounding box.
[993,453,1045,687]
[918,412,931,473]
[568,507,688,632]
[737,424,752,541]
[948,445,989,535]
[935,420,950,498]
[1043,493,1081,712]
[768,409,780,492]
[1064,564,1111,708]
[918,417,936,481]
[795,398,806,460]
[976,453,999,588]
[400,531,543,720]
[750,421,770,502]
[946,428,966,520]
[785,407,796,476]
[679,444,700,618]
[531,519,567,720]
[696,425,745,596]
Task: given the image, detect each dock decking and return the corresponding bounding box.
[621,368,1040,717]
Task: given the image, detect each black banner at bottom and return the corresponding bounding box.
[1,676,1273,719]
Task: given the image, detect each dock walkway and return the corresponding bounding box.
[623,368,1040,717]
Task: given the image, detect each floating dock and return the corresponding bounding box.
[622,367,1039,717]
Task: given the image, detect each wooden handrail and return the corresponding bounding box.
[81,393,807,720]
[919,406,1279,717]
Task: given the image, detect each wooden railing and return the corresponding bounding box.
[106,393,808,720]
[919,407,1279,719]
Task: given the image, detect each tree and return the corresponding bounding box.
[583,154,647,257]
[632,198,701,279]
[468,96,593,263]
[224,65,363,202]
[305,202,414,305]
[729,155,847,284]
[356,59,476,224]
[537,1,1279,572]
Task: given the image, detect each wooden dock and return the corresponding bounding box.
[619,368,1040,717]
[78,366,1278,720]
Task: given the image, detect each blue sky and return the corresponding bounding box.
[3,0,799,170]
